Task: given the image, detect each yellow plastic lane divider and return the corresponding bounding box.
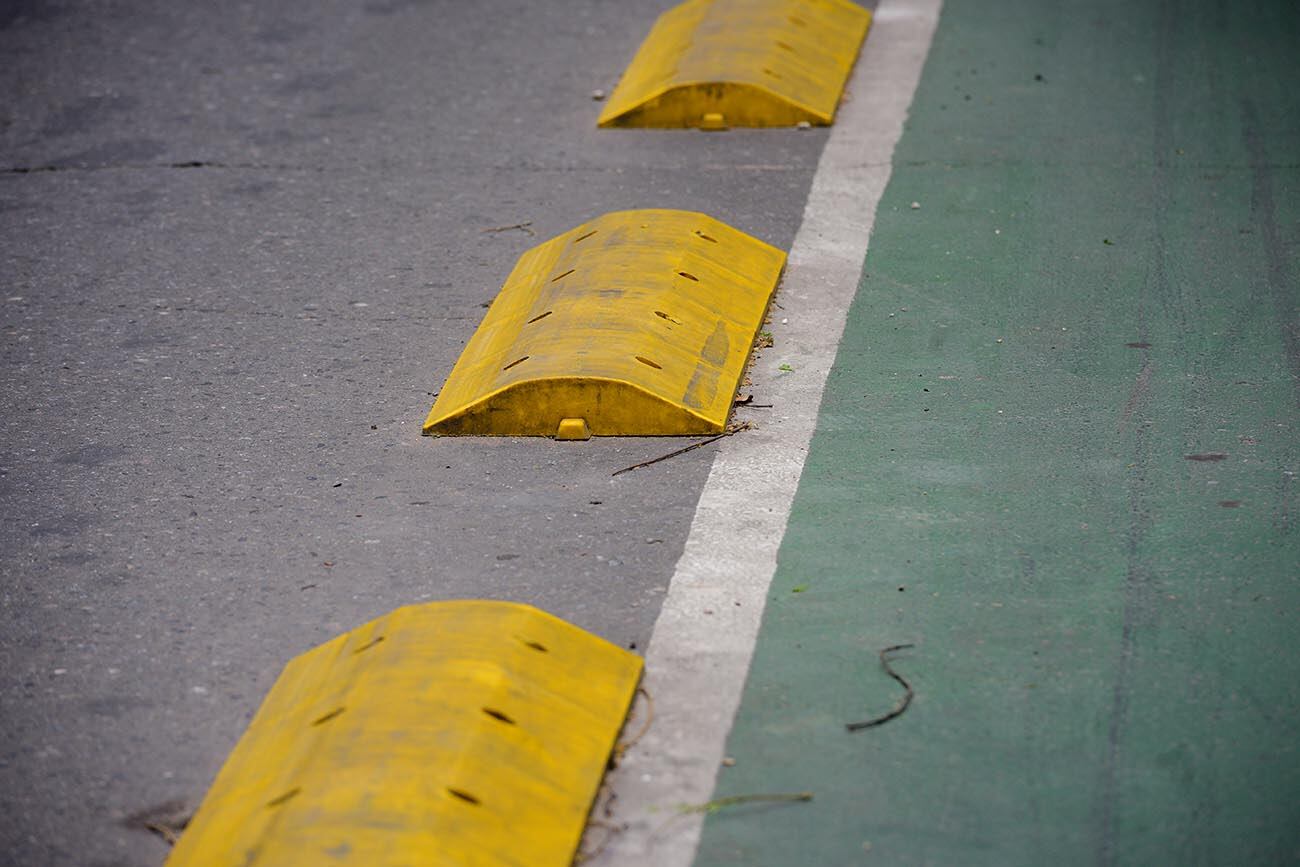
[166,601,642,867]
[423,209,785,439]
[598,0,872,129]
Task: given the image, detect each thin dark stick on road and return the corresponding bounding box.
[612,422,752,477]
[846,643,916,732]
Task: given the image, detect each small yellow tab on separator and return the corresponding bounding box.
[700,112,729,131]
[556,418,592,440]
[166,601,642,867]
[598,0,872,128]
[423,209,785,437]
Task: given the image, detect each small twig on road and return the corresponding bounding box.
[574,819,625,864]
[612,422,752,477]
[577,687,653,862]
[611,687,654,765]
[123,800,191,847]
[678,791,814,815]
[480,220,535,236]
[846,643,916,732]
[648,790,812,843]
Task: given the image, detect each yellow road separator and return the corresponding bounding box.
[597,0,872,128]
[166,601,642,867]
[423,209,785,438]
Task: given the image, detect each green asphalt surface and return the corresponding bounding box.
[698,1,1299,864]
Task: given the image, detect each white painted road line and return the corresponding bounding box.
[592,1,943,863]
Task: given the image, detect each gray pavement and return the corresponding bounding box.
[0,2,827,864]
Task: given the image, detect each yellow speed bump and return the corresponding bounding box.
[166,602,642,867]
[423,209,785,437]
[598,0,872,129]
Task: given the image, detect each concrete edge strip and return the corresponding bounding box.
[592,1,944,863]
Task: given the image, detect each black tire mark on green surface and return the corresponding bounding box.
[1094,1,1176,861]
[1241,98,1300,412]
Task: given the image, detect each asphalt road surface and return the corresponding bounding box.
[1,1,828,863]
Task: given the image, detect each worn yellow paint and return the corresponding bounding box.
[423,209,785,437]
[166,601,643,867]
[597,0,871,128]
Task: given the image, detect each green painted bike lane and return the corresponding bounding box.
[697,1,1299,864]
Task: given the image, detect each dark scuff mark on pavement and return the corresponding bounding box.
[1274,466,1293,537]
[1117,361,1153,434]
[1097,350,1155,866]
[1,160,316,174]
[1242,98,1300,411]
[1094,1,1174,860]
[1232,116,1300,529]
